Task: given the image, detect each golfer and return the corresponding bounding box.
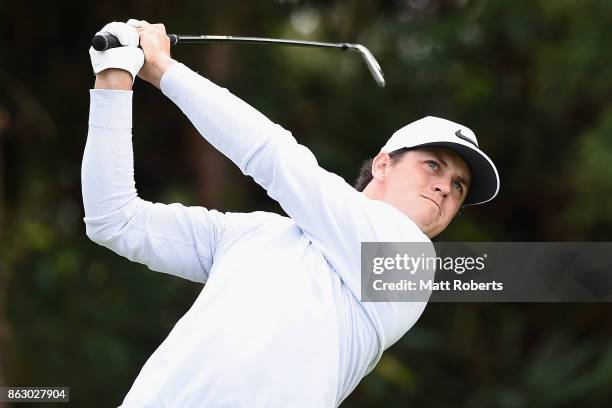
[82,20,499,407]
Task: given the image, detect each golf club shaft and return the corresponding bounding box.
[91,32,385,87]
[93,32,353,51]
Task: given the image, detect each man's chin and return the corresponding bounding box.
[400,203,441,233]
[425,228,441,239]
[410,216,438,237]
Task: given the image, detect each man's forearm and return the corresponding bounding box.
[82,89,138,222]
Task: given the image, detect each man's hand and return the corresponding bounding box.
[128,19,177,89]
[89,21,144,90]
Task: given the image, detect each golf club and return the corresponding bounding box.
[91,32,386,87]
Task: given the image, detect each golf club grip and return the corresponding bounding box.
[91,32,178,51]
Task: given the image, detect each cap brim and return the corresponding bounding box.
[417,142,499,206]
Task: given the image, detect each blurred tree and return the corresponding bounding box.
[0,84,7,407]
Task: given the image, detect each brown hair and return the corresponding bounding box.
[353,148,413,191]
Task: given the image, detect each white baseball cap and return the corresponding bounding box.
[381,116,499,206]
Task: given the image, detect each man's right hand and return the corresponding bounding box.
[89,21,145,90]
[128,19,177,89]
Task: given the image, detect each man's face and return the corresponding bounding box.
[373,146,471,238]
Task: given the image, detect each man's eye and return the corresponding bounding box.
[426,160,439,170]
[452,181,463,192]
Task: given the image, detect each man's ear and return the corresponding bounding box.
[371,152,391,182]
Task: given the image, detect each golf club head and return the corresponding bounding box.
[352,44,386,88]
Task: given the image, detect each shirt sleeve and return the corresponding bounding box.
[159,63,430,295]
[81,89,226,283]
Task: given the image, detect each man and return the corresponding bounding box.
[83,20,499,407]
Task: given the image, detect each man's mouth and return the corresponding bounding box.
[421,195,441,214]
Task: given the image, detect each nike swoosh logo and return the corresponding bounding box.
[455,130,479,148]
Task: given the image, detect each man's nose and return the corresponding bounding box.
[433,182,450,197]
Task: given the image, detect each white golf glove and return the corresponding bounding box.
[89,21,145,84]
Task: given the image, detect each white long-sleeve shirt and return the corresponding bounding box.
[82,63,433,407]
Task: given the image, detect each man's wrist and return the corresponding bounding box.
[148,56,178,88]
[94,69,133,90]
